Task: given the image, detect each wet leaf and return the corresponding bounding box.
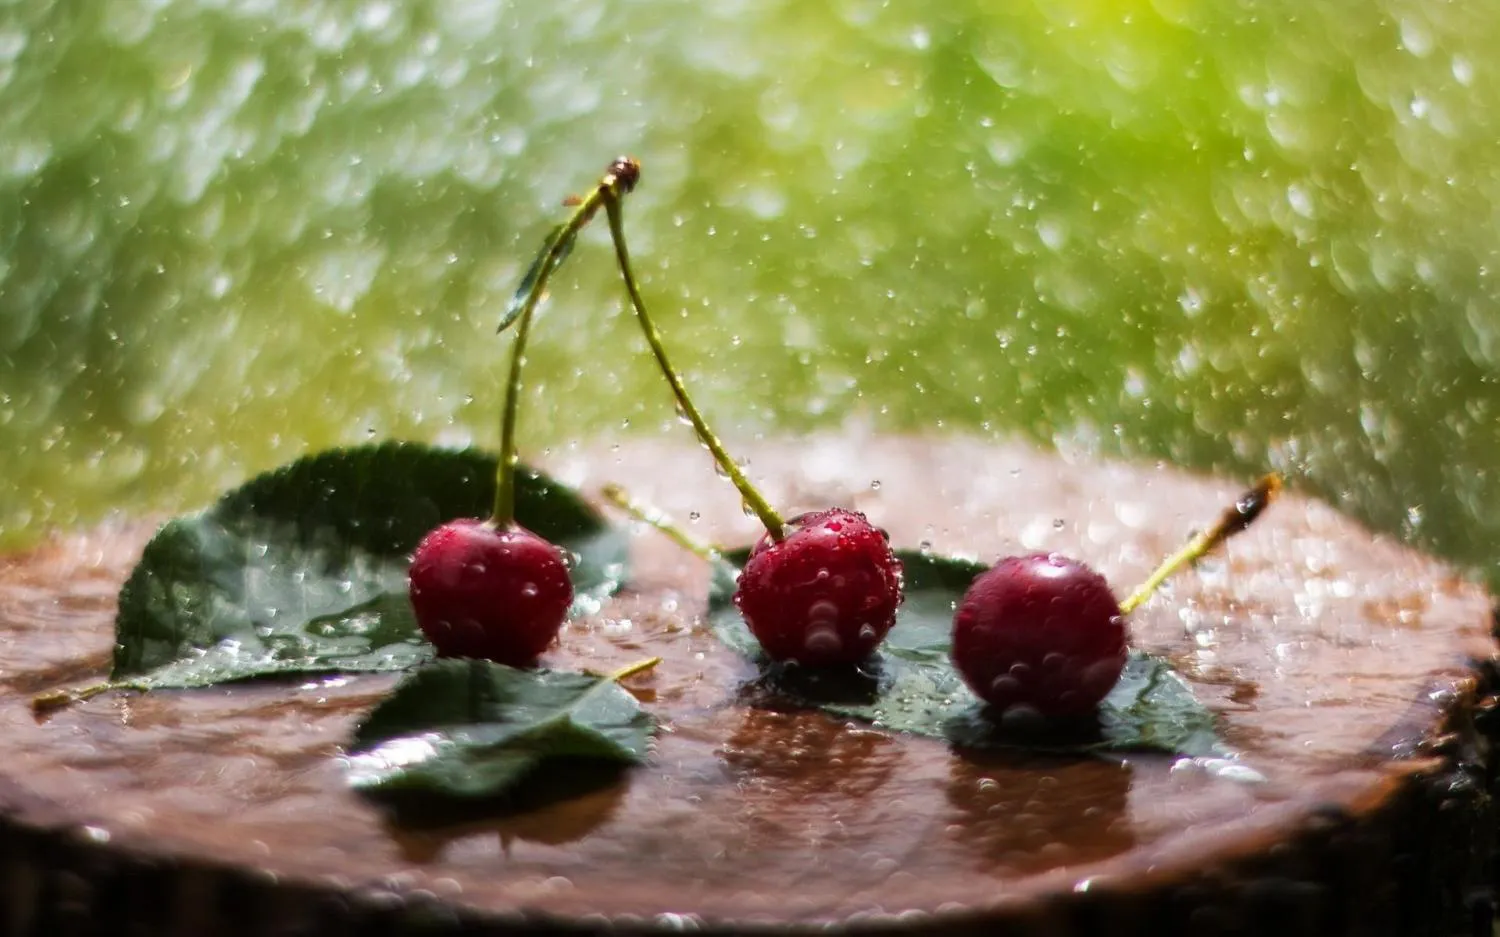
[497,222,579,334]
[708,550,1220,756]
[112,442,628,688]
[347,658,654,799]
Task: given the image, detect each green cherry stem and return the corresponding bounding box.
[600,189,788,542]
[607,656,662,682]
[491,157,641,527]
[32,679,147,714]
[600,482,723,564]
[1119,473,1283,615]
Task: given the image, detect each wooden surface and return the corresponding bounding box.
[0,433,1495,934]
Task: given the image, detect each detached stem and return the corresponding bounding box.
[32,680,141,714]
[607,656,662,683]
[600,483,722,564]
[1120,473,1283,615]
[492,159,640,527]
[601,192,787,541]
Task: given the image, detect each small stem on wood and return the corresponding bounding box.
[608,657,662,683]
[600,483,722,564]
[1120,473,1283,615]
[31,680,141,714]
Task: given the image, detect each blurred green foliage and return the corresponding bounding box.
[1,0,1497,587]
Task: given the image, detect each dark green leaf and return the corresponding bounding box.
[497,222,579,334]
[346,659,655,799]
[112,442,628,689]
[708,549,1220,757]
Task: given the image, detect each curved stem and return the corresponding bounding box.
[1120,473,1283,614]
[600,192,787,541]
[492,159,638,526]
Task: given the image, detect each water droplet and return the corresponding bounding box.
[520,583,539,598]
[869,480,882,491]
[805,627,842,656]
[807,600,839,623]
[989,674,1022,698]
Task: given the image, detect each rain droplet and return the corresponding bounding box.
[805,627,842,656]
[807,600,839,623]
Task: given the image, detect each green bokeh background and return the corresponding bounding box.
[1,0,1497,588]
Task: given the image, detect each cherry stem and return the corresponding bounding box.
[1120,473,1283,615]
[600,482,723,564]
[607,656,662,683]
[31,679,144,714]
[599,190,787,542]
[492,158,640,527]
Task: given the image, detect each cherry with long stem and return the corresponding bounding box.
[596,178,900,666]
[409,158,641,666]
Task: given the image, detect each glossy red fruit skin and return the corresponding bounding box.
[408,519,573,666]
[733,508,904,666]
[951,553,1127,718]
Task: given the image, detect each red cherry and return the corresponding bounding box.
[733,508,904,665]
[951,553,1127,717]
[408,519,573,666]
